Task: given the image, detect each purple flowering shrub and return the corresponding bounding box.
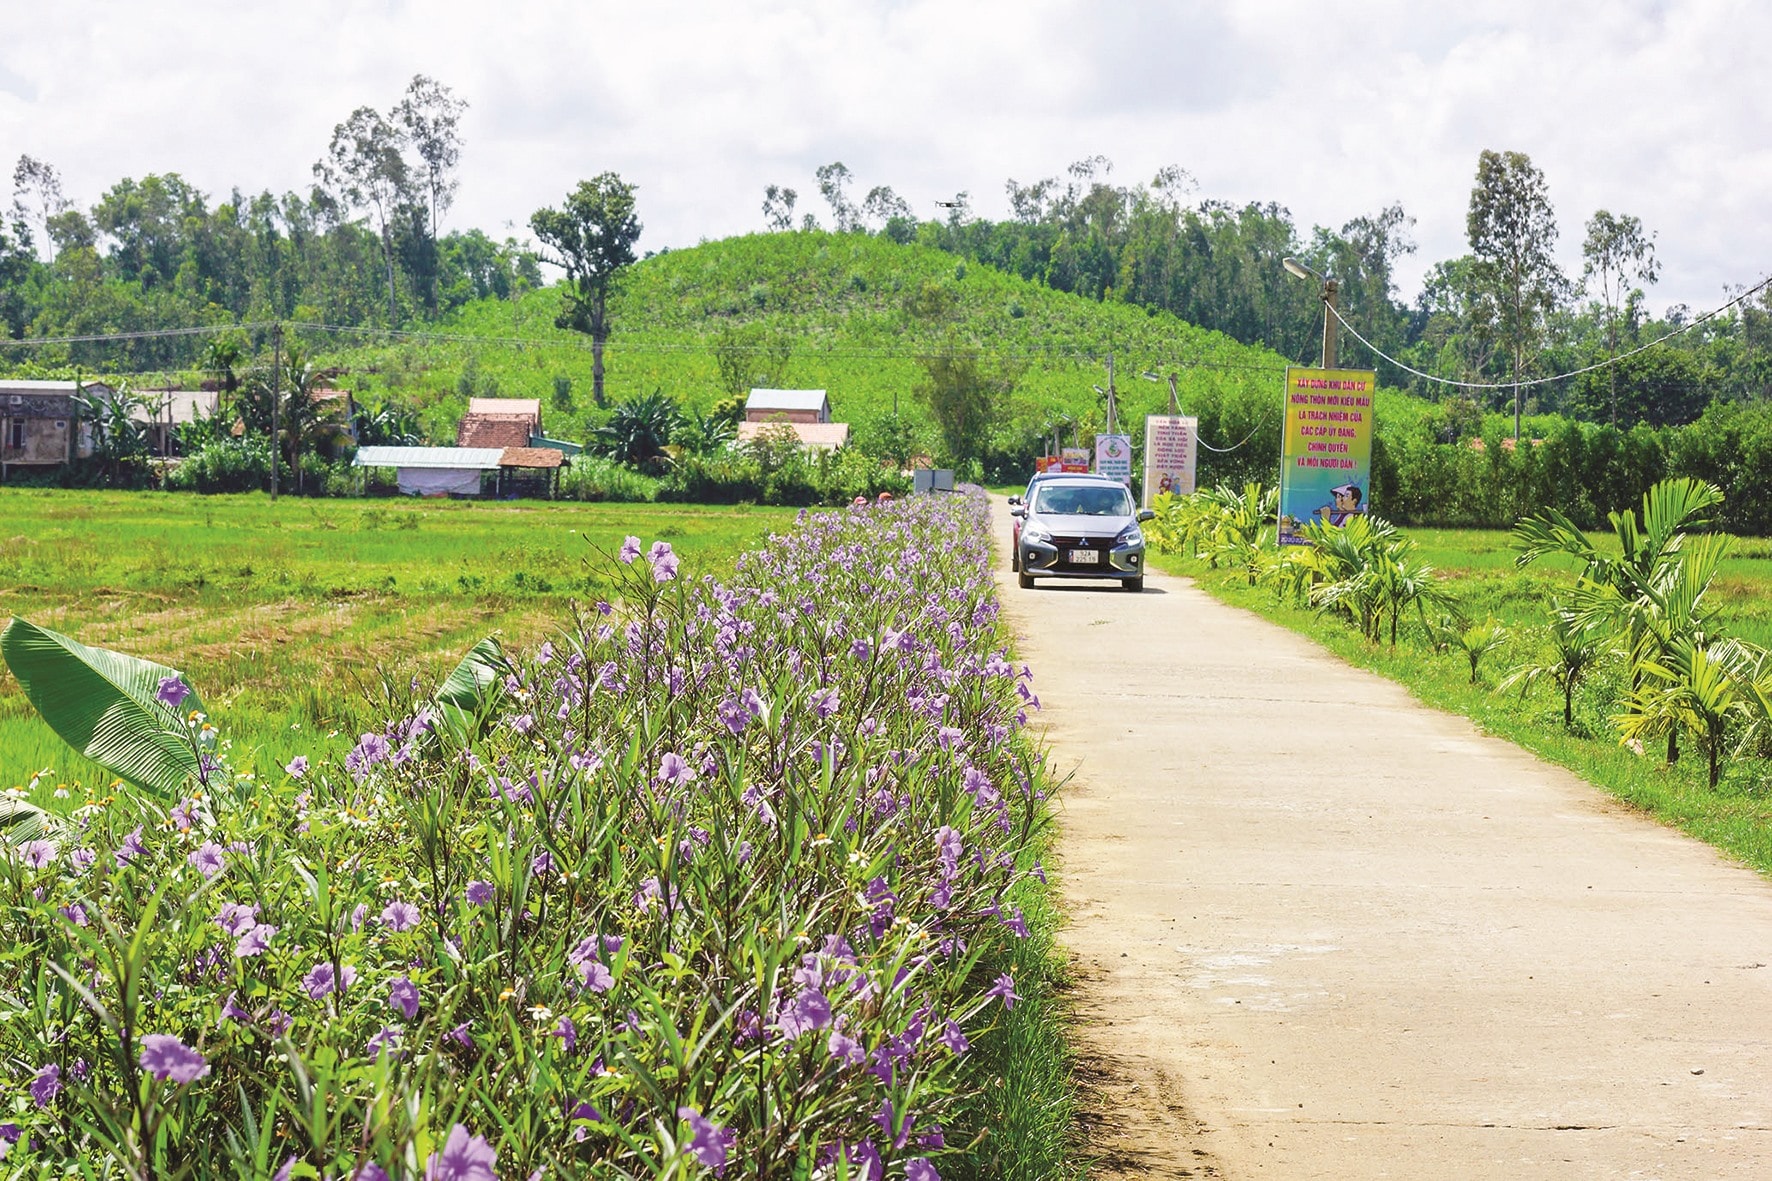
[0,492,1053,1178]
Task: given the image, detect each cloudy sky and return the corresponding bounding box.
[1,0,1763,317]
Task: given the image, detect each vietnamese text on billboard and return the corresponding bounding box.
[1277,367,1375,546]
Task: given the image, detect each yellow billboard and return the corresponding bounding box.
[1277,367,1376,545]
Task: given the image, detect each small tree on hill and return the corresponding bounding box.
[530,173,642,409]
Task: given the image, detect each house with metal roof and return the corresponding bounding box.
[745,389,830,424]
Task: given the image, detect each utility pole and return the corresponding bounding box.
[1322,278,1340,370]
[270,322,282,502]
[1106,353,1118,433]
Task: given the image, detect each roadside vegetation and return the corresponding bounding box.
[0,490,1080,1178]
[1146,479,1772,876]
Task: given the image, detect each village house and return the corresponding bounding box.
[457,397,543,449]
[737,387,849,452]
[0,379,114,480]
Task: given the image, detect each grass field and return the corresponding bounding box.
[1147,524,1772,878]
[0,489,799,790]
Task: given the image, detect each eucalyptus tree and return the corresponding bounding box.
[1581,210,1659,426]
[762,185,798,231]
[315,106,411,324]
[529,173,642,409]
[1466,149,1564,437]
[815,163,861,232]
[393,75,467,314]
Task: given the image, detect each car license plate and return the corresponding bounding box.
[1068,548,1099,564]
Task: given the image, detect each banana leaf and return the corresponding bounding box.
[435,636,509,741]
[1,617,204,798]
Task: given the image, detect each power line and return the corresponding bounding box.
[1327,272,1772,392]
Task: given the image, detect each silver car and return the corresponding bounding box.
[1011,476,1155,592]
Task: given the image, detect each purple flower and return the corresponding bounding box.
[716,695,750,735]
[389,976,420,1020]
[828,1029,864,1065]
[424,1123,497,1181]
[235,924,277,957]
[21,840,56,870]
[555,1015,577,1051]
[380,900,421,933]
[60,903,88,926]
[906,1159,942,1181]
[531,849,554,876]
[30,1063,60,1108]
[187,842,226,878]
[285,755,309,779]
[983,972,1020,1011]
[114,825,147,868]
[354,1165,391,1181]
[303,961,358,1000]
[352,903,369,932]
[677,1107,735,1171]
[69,846,96,873]
[650,542,679,582]
[138,1035,210,1084]
[938,1020,970,1055]
[657,751,694,786]
[618,535,642,564]
[347,732,391,781]
[156,675,190,709]
[464,880,495,906]
[215,902,259,936]
[365,1026,403,1062]
[220,992,252,1023]
[777,988,832,1039]
[809,687,839,719]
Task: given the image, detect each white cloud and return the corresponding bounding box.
[0,0,1766,315]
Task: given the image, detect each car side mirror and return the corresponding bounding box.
[1007,495,1022,506]
[1010,505,1026,518]
[1136,509,1156,522]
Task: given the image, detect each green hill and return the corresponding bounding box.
[330,230,1399,484]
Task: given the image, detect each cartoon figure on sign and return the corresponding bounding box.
[1317,483,1364,525]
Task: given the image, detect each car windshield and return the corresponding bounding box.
[1034,484,1132,516]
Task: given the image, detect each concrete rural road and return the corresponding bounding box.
[991,498,1772,1179]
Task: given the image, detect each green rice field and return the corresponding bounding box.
[0,489,798,791]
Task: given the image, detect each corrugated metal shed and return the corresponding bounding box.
[353,446,505,469]
[746,388,829,414]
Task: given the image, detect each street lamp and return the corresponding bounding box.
[1282,256,1339,369]
[1141,370,1180,415]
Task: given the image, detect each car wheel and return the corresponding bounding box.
[1011,547,1020,572]
[1019,569,1035,589]
[1122,576,1144,592]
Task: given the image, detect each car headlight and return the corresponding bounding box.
[1115,525,1144,547]
[1022,525,1050,546]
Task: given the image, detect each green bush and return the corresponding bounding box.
[165,437,291,494]
[556,456,661,502]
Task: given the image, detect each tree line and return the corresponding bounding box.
[0,76,540,372]
[760,152,1772,437]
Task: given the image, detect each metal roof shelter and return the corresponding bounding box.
[352,446,566,498]
[354,446,502,497]
[745,389,830,422]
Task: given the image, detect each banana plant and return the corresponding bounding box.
[1,617,208,800]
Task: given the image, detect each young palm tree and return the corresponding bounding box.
[1500,600,1609,729]
[1618,635,1752,788]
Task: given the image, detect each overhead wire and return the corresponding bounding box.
[1325,272,1772,392]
